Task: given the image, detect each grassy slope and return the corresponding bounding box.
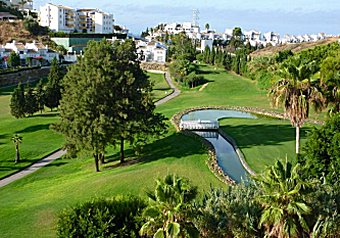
[250,37,339,58]
[0,72,168,179]
[0,86,64,179]
[157,65,271,118]
[0,65,317,237]
[148,72,173,101]
[219,117,314,173]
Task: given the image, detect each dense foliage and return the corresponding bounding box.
[140,174,199,238]
[23,18,49,36]
[7,52,20,68]
[300,113,340,184]
[54,40,166,171]
[247,42,340,91]
[45,57,64,111]
[168,33,209,88]
[57,195,146,238]
[195,184,263,238]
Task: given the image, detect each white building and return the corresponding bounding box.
[136,41,167,63]
[39,3,75,33]
[39,3,114,34]
[200,39,213,51]
[76,9,113,34]
[263,32,280,46]
[164,22,200,37]
[1,40,59,66]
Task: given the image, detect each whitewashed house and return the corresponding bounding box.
[136,41,167,63]
[1,40,59,66]
[263,32,280,46]
[200,39,213,51]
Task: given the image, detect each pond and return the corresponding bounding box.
[181,109,257,183]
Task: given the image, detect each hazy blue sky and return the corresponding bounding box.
[34,0,340,35]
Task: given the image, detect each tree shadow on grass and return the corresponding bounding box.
[0,165,18,171]
[0,86,16,96]
[103,132,206,169]
[44,161,68,168]
[0,133,9,145]
[16,124,50,133]
[196,68,221,75]
[220,124,311,149]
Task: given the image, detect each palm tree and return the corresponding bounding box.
[140,174,199,238]
[11,134,23,163]
[270,57,324,154]
[205,23,210,32]
[255,160,312,238]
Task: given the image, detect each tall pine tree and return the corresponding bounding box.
[54,40,166,172]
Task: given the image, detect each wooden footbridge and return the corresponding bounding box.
[179,119,219,131]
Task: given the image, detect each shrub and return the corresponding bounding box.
[57,195,146,238]
[195,184,263,238]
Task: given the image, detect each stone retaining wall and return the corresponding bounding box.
[0,68,50,87]
[140,62,168,72]
[0,67,67,87]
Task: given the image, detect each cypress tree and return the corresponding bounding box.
[45,58,63,111]
[35,79,45,113]
[210,47,216,65]
[24,85,38,116]
[10,83,26,118]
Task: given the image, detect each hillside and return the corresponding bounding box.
[0,21,42,44]
[250,37,339,57]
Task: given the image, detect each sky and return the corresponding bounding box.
[34,0,340,36]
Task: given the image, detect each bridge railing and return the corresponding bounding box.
[179,120,219,130]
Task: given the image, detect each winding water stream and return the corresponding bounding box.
[181,110,257,183]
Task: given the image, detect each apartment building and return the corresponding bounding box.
[39,3,114,34]
[39,3,75,33]
[76,9,113,34]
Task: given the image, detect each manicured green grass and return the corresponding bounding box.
[0,73,170,179]
[157,65,272,118]
[0,129,224,237]
[219,117,315,173]
[0,64,321,237]
[0,86,63,179]
[148,72,173,101]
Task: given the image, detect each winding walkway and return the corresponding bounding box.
[0,71,180,188]
[155,71,181,106]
